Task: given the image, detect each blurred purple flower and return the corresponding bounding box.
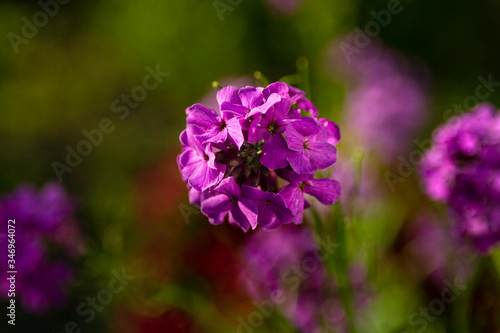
[420,103,500,253]
[0,182,82,314]
[331,37,430,162]
[400,214,475,286]
[177,82,341,231]
[240,225,371,333]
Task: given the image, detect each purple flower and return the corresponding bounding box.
[248,99,291,169]
[177,125,226,191]
[186,103,244,149]
[400,214,475,287]
[420,103,500,253]
[240,225,371,333]
[177,82,341,231]
[0,182,82,314]
[330,36,430,162]
[242,185,294,229]
[280,172,341,224]
[285,117,338,174]
[201,177,258,232]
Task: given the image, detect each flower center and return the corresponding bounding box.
[219,120,226,130]
[267,122,277,133]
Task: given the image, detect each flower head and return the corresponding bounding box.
[420,103,500,253]
[177,82,341,231]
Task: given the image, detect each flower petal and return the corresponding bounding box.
[226,117,245,149]
[217,86,240,107]
[186,104,219,128]
[279,184,304,215]
[239,86,263,109]
[247,93,281,118]
[201,194,233,223]
[228,198,258,231]
[214,177,241,198]
[318,118,341,145]
[188,161,225,191]
[287,150,315,174]
[304,178,341,205]
[248,115,271,143]
[261,134,290,170]
[307,141,338,170]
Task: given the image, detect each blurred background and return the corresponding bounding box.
[1,0,500,332]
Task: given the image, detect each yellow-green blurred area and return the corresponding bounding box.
[1,0,500,332]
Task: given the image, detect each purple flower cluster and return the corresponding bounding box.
[0,182,82,314]
[332,37,429,162]
[420,103,500,253]
[177,82,341,231]
[240,225,371,333]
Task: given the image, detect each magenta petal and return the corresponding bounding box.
[228,199,258,232]
[186,104,219,128]
[247,93,281,118]
[248,116,271,143]
[287,85,307,102]
[221,102,249,116]
[263,82,289,99]
[285,125,307,151]
[307,141,338,169]
[318,118,341,145]
[188,187,202,206]
[201,194,233,223]
[242,185,268,201]
[288,151,315,174]
[288,117,319,138]
[238,198,258,229]
[304,178,341,205]
[214,177,241,198]
[297,98,318,118]
[261,134,290,169]
[226,117,245,149]
[188,161,225,191]
[239,86,263,109]
[183,125,208,156]
[196,127,227,145]
[272,99,292,120]
[217,86,240,107]
[270,195,294,224]
[279,184,304,215]
[228,209,250,232]
[177,149,200,182]
[258,204,279,228]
